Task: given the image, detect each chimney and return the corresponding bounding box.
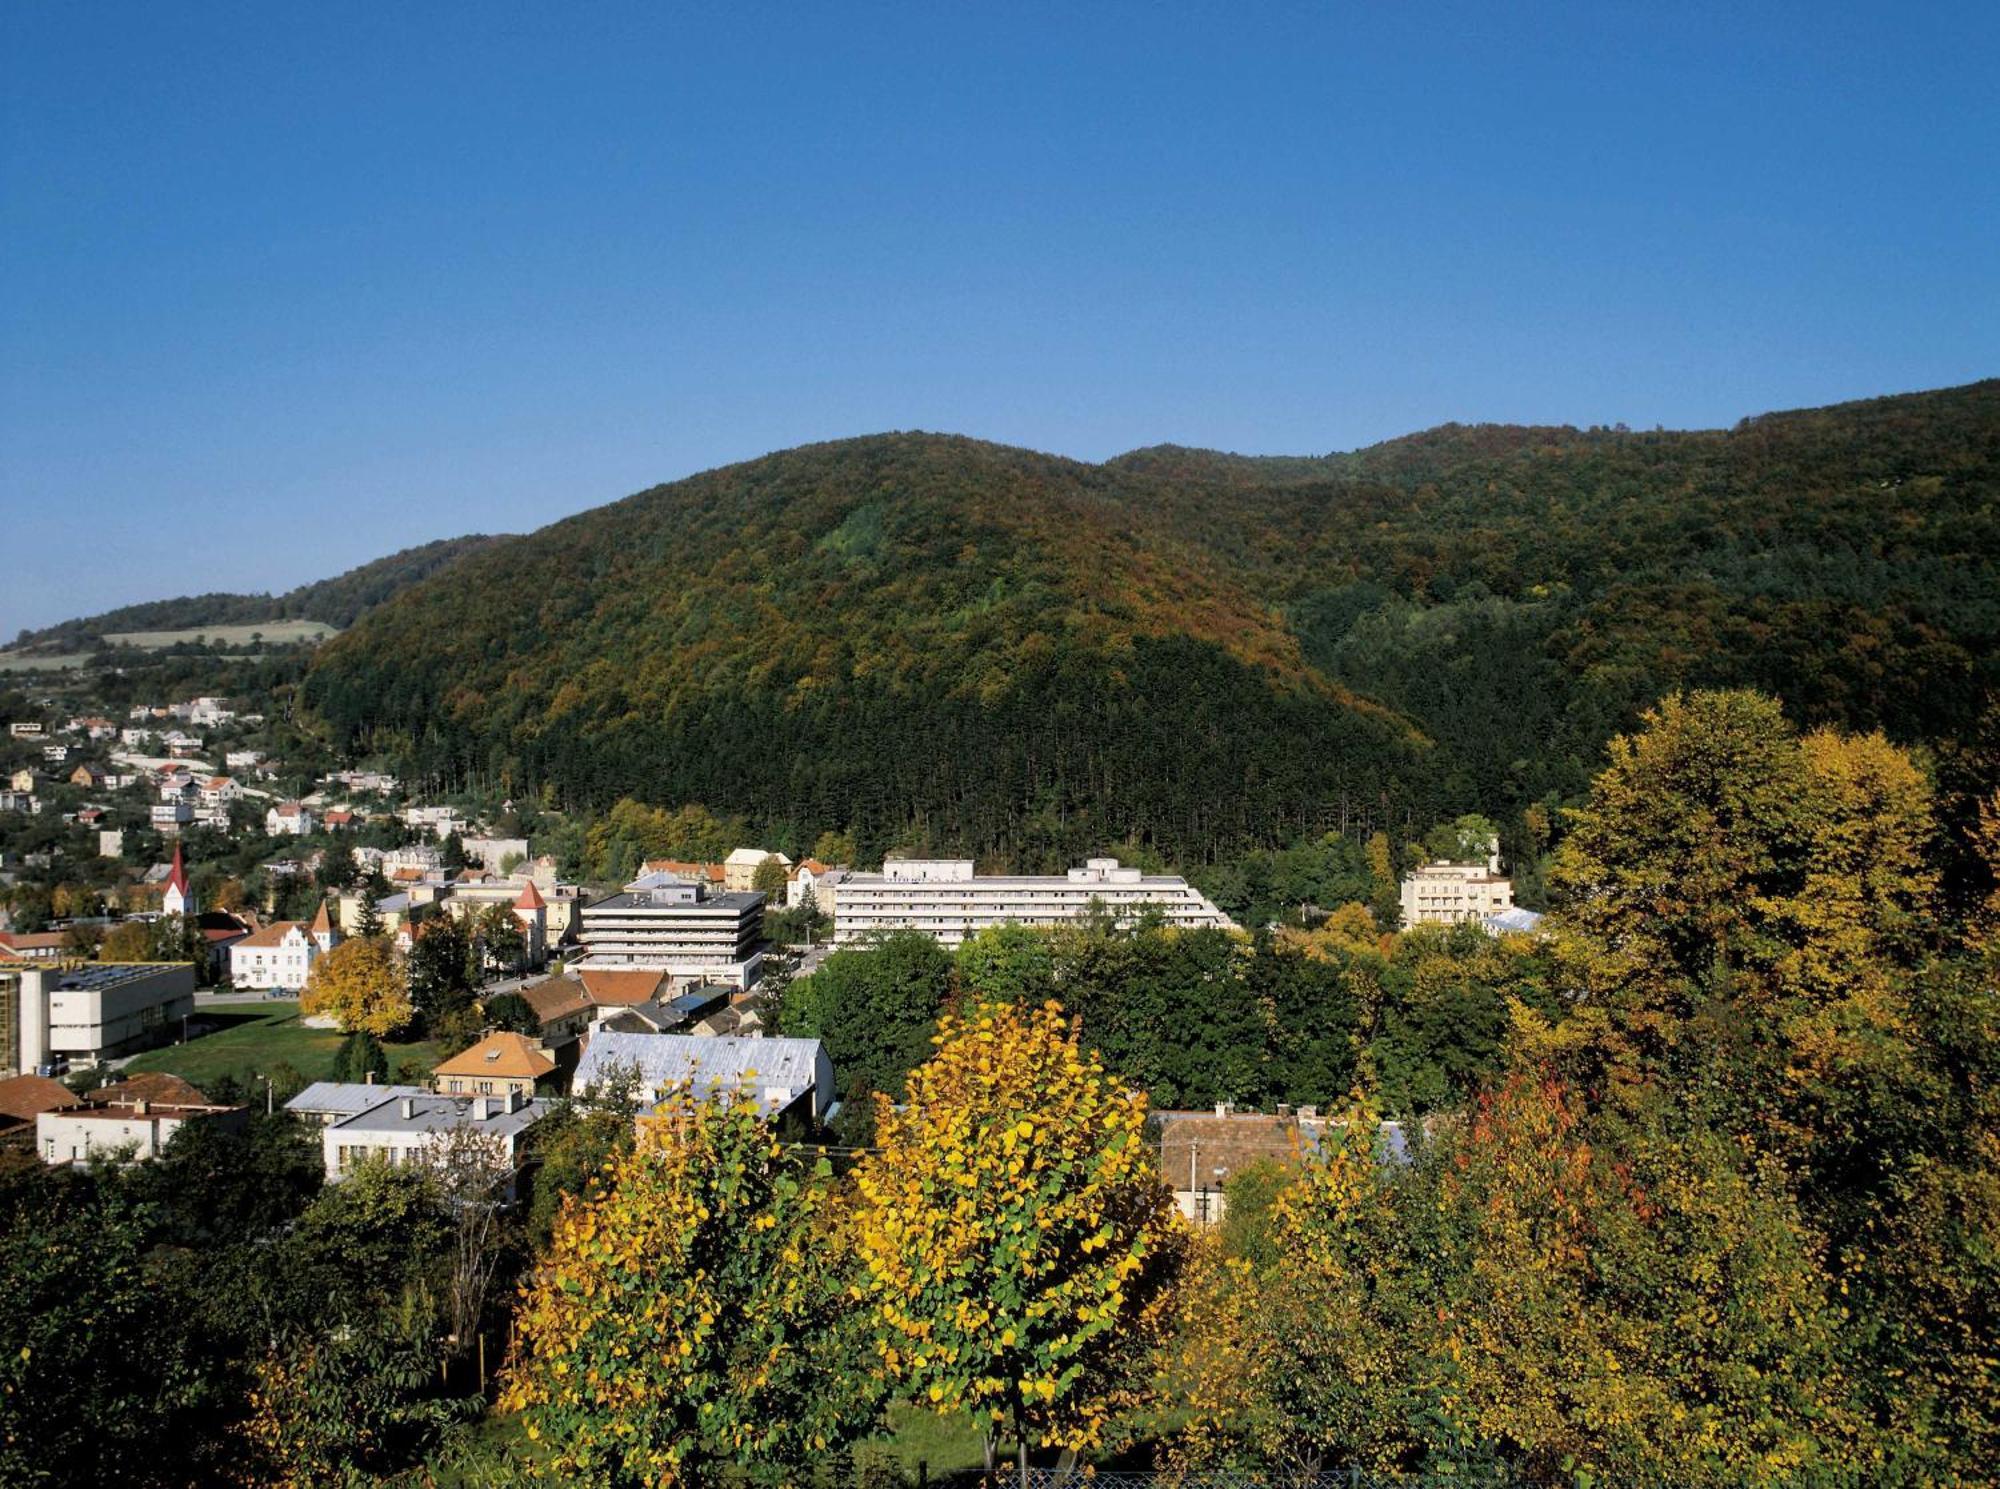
[1297,1104,1317,1121]
[399,1098,414,1120]
[133,1099,149,1116]
[364,1071,376,1086]
[1214,1101,1231,1118]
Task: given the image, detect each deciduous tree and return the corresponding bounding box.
[302,936,412,1038]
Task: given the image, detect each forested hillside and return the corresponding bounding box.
[302,380,2000,869]
[11,535,502,650]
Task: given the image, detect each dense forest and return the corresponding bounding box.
[9,536,502,651]
[299,380,1999,873]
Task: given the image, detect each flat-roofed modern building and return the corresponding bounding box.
[578,872,765,988]
[833,856,1236,949]
[0,962,197,1077]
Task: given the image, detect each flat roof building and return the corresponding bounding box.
[833,856,1235,949]
[0,962,197,1077]
[578,872,765,988]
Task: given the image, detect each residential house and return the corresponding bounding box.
[723,847,792,893]
[7,721,44,739]
[68,763,109,790]
[518,973,595,1047]
[431,1032,556,1098]
[1155,1105,1410,1224]
[150,800,192,836]
[42,744,70,764]
[787,859,849,914]
[0,931,68,964]
[0,790,38,816]
[228,903,340,992]
[266,801,314,836]
[225,749,264,770]
[316,1090,550,1198]
[0,1073,76,1146]
[6,768,34,792]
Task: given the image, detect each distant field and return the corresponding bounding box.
[122,999,439,1089]
[0,651,90,672]
[101,619,338,647]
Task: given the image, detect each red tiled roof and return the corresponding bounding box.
[513,879,546,910]
[87,1071,210,1107]
[432,1032,556,1081]
[519,974,591,1024]
[234,920,304,949]
[0,1074,76,1124]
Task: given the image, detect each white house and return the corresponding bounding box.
[228,903,340,992]
[266,801,314,837]
[316,1089,550,1199]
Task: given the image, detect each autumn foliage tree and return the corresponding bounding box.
[301,936,412,1037]
[502,1090,880,1486]
[852,999,1184,1481]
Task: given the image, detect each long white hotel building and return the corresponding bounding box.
[833,856,1236,949]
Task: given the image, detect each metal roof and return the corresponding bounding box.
[575,1032,825,1102]
[287,1082,430,1117]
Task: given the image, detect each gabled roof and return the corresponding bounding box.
[574,1032,826,1111]
[234,920,305,949]
[513,879,546,911]
[285,1082,430,1118]
[576,967,669,1006]
[307,900,335,935]
[519,973,592,1024]
[432,1032,556,1082]
[0,1073,76,1125]
[642,858,725,883]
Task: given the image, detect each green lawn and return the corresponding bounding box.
[122,999,439,1090]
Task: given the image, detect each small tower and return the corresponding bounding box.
[513,877,548,964]
[308,898,342,955]
[162,842,191,918]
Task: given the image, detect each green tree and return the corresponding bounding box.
[406,914,476,1029]
[777,930,952,1140]
[330,1029,390,1085]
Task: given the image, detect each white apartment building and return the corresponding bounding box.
[578,872,765,988]
[833,856,1237,949]
[0,963,198,1077]
[1399,847,1516,928]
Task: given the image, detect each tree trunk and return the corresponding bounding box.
[983,1429,997,1483]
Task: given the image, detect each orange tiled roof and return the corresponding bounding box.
[0,1074,76,1124]
[576,967,669,1006]
[234,920,304,949]
[432,1031,556,1082]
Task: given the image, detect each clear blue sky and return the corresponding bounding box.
[3,1,1995,636]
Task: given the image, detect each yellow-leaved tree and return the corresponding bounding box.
[300,936,412,1037]
[501,1089,880,1486]
[852,999,1184,1484]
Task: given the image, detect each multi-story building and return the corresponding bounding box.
[266,801,314,836]
[228,903,341,992]
[833,856,1235,950]
[312,1089,549,1198]
[0,963,198,1077]
[1398,847,1516,928]
[150,800,192,836]
[578,872,765,988]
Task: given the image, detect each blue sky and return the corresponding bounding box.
[3,1,1995,636]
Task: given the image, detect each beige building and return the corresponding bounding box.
[834,856,1235,950]
[723,847,792,892]
[0,963,197,1077]
[1398,847,1515,928]
[431,1031,556,1098]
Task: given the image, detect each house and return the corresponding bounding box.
[266,802,314,837]
[0,1073,75,1144]
[68,763,109,790]
[518,973,595,1047]
[7,721,44,739]
[574,966,670,1008]
[1399,842,1515,928]
[97,828,125,858]
[436,877,548,969]
[6,768,34,792]
[0,790,38,816]
[42,744,70,764]
[787,858,849,912]
[461,836,529,872]
[225,750,264,770]
[200,775,242,804]
[228,903,340,992]
[431,1032,556,1098]
[36,1094,247,1164]
[285,1080,432,1125]
[0,963,198,1076]
[150,800,192,836]
[322,808,356,830]
[194,910,253,976]
[573,1032,835,1129]
[642,858,727,888]
[723,847,793,892]
[317,1090,550,1197]
[834,856,1235,950]
[0,931,68,964]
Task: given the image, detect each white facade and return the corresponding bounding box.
[319,1090,548,1199]
[266,802,314,836]
[834,856,1236,949]
[2,964,198,1077]
[579,874,766,986]
[38,1100,244,1164]
[229,918,338,992]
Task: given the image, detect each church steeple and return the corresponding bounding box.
[162,842,190,917]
